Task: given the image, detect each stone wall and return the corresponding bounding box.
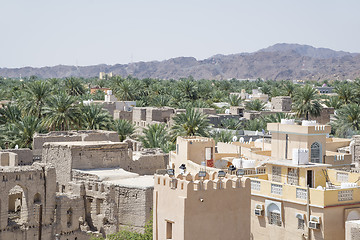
[42,141,130,186]
[0,149,33,165]
[33,130,120,158]
[271,96,292,111]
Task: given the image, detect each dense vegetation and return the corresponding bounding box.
[1,75,360,151]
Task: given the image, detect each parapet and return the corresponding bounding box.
[154,173,250,196]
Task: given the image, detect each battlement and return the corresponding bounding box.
[179,136,213,142]
[154,174,250,195]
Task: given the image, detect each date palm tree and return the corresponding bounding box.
[335,84,354,105]
[0,103,22,124]
[42,92,80,131]
[245,99,266,111]
[292,85,322,120]
[112,119,136,142]
[331,103,360,137]
[79,104,113,130]
[228,94,243,106]
[19,80,51,118]
[139,123,171,152]
[171,108,211,140]
[64,77,86,96]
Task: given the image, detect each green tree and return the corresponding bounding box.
[292,85,322,120]
[221,118,243,130]
[42,92,80,131]
[335,84,354,104]
[0,103,22,124]
[1,115,45,148]
[19,80,51,118]
[324,96,343,109]
[79,104,112,130]
[139,123,172,152]
[245,99,266,111]
[64,77,86,96]
[171,108,211,140]
[228,94,243,106]
[331,103,360,137]
[112,119,136,142]
[210,130,233,143]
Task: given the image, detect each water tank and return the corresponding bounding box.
[243,159,256,168]
[292,149,309,165]
[281,119,295,125]
[302,120,317,126]
[232,158,242,169]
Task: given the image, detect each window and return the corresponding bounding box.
[271,184,283,195]
[298,218,305,230]
[296,188,307,200]
[310,142,321,163]
[338,190,353,201]
[269,212,281,226]
[287,168,299,185]
[251,180,261,191]
[166,221,173,239]
[337,172,349,182]
[272,166,281,182]
[205,148,212,161]
[67,208,73,227]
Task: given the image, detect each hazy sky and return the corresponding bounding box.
[1,0,359,68]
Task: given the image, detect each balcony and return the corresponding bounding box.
[249,177,360,207]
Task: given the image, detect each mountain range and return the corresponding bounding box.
[1,43,360,80]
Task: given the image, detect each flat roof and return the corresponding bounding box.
[74,168,154,189]
[43,141,127,147]
[266,160,331,168]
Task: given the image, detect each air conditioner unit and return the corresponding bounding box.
[254,209,264,216]
[308,221,320,229]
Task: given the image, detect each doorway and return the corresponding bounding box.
[307,170,313,188]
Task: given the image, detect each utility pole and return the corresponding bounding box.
[38,204,43,240]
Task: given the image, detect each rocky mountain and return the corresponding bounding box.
[1,43,360,80]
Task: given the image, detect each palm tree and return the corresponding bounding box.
[0,103,22,124]
[79,104,112,130]
[139,123,172,152]
[114,80,138,101]
[335,84,354,104]
[292,85,322,120]
[42,92,80,131]
[221,118,243,130]
[262,112,296,124]
[245,99,266,111]
[331,103,360,137]
[228,94,243,106]
[171,108,211,140]
[324,96,343,109]
[112,119,136,142]
[64,77,86,96]
[177,79,198,100]
[19,80,51,118]
[210,130,233,143]
[1,115,44,148]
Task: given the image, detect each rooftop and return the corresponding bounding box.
[266,159,331,168]
[74,168,154,189]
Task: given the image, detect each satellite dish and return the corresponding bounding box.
[249,137,253,142]
[15,145,18,149]
[232,136,238,142]
[239,137,244,143]
[225,109,230,114]
[255,130,258,135]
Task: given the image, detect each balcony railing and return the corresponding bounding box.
[249,177,360,207]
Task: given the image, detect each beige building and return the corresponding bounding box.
[153,173,251,240]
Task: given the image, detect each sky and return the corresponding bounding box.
[1,0,360,68]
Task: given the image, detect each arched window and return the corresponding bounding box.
[67,208,73,227]
[267,203,282,226]
[311,142,321,163]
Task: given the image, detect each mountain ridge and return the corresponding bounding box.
[1,43,360,80]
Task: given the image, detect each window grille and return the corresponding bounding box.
[338,190,353,201]
[298,218,305,230]
[251,180,261,191]
[311,142,321,163]
[296,188,307,200]
[271,184,283,195]
[336,172,349,183]
[287,168,299,185]
[272,166,281,182]
[269,212,282,226]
